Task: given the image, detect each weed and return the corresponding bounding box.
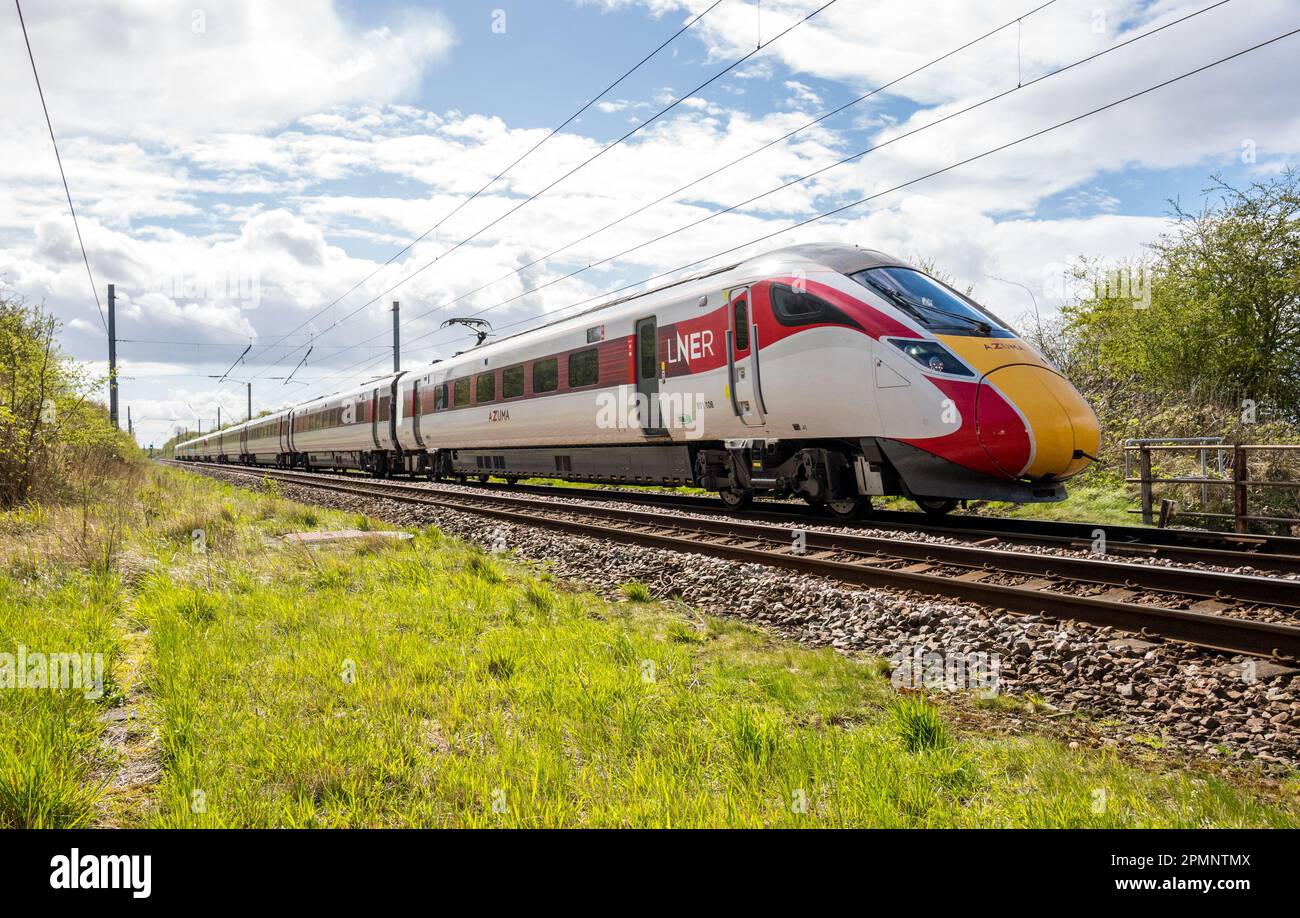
[729,707,784,766]
[620,581,652,602]
[890,696,952,753]
[466,551,503,584]
[665,620,704,644]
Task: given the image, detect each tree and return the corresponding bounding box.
[1063,169,1300,420]
[0,294,135,507]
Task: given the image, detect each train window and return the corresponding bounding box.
[533,357,558,393]
[435,383,447,411]
[771,284,832,326]
[502,365,524,399]
[568,349,599,388]
[454,378,471,407]
[638,324,656,380]
[850,266,1013,338]
[733,299,749,350]
[476,373,496,404]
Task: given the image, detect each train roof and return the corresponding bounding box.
[175,244,915,438]
[448,243,912,363]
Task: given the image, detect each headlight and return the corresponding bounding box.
[889,339,973,377]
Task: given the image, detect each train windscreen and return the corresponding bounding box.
[849,267,1014,338]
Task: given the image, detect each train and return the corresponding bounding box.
[174,243,1101,519]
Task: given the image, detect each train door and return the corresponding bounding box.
[727,287,766,427]
[634,317,665,435]
[411,379,425,448]
[370,387,382,449]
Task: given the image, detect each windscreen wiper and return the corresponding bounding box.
[887,289,992,335]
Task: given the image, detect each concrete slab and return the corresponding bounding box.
[1108,637,1160,653]
[1212,659,1300,682]
[281,529,413,544]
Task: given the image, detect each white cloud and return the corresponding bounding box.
[0,1,456,138]
[783,80,822,109]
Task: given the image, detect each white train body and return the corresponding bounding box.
[176,244,1100,515]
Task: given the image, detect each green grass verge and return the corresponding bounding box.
[1,466,1296,827]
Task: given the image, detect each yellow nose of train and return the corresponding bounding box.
[938,337,1101,481]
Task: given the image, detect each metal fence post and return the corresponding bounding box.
[1139,444,1153,525]
[1232,443,1249,534]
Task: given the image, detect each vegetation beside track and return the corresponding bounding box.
[0,294,139,509]
[2,465,1297,828]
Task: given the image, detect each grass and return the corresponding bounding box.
[521,468,1144,529]
[890,696,952,753]
[0,465,1296,827]
[620,581,653,603]
[965,472,1137,527]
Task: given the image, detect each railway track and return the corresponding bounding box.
[170,461,1300,574]
[169,460,1300,659]
[482,482,1300,575]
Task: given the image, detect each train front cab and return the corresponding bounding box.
[850,262,1100,514]
[698,255,1100,518]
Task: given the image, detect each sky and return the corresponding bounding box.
[2,0,1298,448]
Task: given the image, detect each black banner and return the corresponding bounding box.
[0,829,1285,904]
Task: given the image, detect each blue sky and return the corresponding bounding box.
[2,0,1298,446]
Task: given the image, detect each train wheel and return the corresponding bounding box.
[915,497,957,517]
[717,489,752,512]
[826,496,871,521]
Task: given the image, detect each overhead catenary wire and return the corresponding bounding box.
[14,0,105,331]
[307,0,1065,371]
[216,343,252,383]
[474,21,1296,342]
[248,0,729,375]
[118,338,377,349]
[252,0,842,382]
[266,13,1293,411]
[313,0,1230,375]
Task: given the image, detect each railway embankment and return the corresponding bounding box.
[175,464,1300,794]
[4,463,1298,827]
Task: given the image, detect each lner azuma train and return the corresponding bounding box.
[176,243,1101,520]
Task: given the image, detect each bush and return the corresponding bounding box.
[0,295,138,508]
